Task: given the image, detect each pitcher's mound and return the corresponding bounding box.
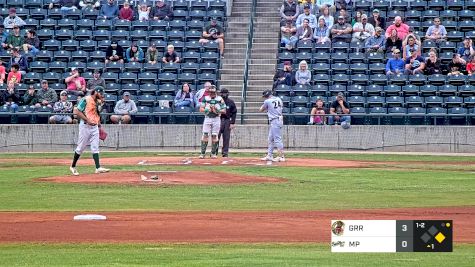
[37,171,284,185]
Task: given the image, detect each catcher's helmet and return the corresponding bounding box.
[262,90,272,98]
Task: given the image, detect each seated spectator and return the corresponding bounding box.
[119,1,134,21]
[315,0,335,12]
[79,0,101,9]
[402,34,421,60]
[308,98,326,125]
[328,92,350,125]
[99,0,119,20]
[51,0,78,14]
[385,28,402,53]
[7,64,21,84]
[335,7,350,24]
[425,17,447,43]
[289,19,313,49]
[162,45,180,64]
[137,3,150,21]
[2,81,20,112]
[281,20,297,50]
[174,83,195,108]
[3,8,26,29]
[273,61,293,88]
[458,37,475,64]
[281,0,300,25]
[194,82,211,107]
[150,0,173,21]
[385,49,405,76]
[447,53,466,75]
[110,91,137,124]
[404,49,426,75]
[368,9,385,29]
[105,41,124,64]
[385,16,409,41]
[335,0,352,10]
[9,48,28,75]
[0,60,5,85]
[351,10,362,27]
[296,5,317,29]
[49,90,73,124]
[145,43,159,64]
[295,60,311,85]
[0,25,8,52]
[125,43,144,63]
[318,5,333,29]
[330,16,352,43]
[199,19,225,57]
[22,84,38,108]
[467,56,475,76]
[448,65,463,76]
[425,49,442,75]
[35,80,57,109]
[86,70,106,91]
[300,0,317,14]
[365,27,385,53]
[313,17,330,44]
[65,67,86,96]
[5,25,24,51]
[23,29,40,56]
[352,14,374,43]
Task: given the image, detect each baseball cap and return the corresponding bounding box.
[465,37,472,40]
[41,79,48,84]
[9,8,16,13]
[94,86,105,94]
[208,85,217,92]
[123,91,131,96]
[60,90,68,96]
[262,90,272,98]
[375,27,383,32]
[111,40,117,45]
[150,42,156,48]
[71,67,77,71]
[284,61,291,66]
[94,69,101,74]
[361,14,368,20]
[393,48,401,54]
[338,15,345,19]
[304,4,310,9]
[220,88,229,94]
[337,92,344,98]
[372,9,380,13]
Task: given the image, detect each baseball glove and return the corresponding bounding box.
[99,126,108,141]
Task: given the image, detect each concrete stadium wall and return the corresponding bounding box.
[1,125,475,153]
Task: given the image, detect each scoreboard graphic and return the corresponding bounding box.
[331,220,452,253]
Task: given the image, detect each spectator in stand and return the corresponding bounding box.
[3,8,26,29]
[368,9,385,29]
[7,64,21,84]
[5,25,24,51]
[281,20,297,50]
[300,0,316,14]
[289,19,313,49]
[385,28,402,54]
[295,60,311,85]
[351,10,363,27]
[36,80,57,109]
[22,84,38,108]
[308,98,326,125]
[447,53,466,75]
[385,16,409,40]
[79,0,101,9]
[0,25,9,52]
[65,67,87,96]
[105,41,124,64]
[125,43,144,63]
[328,92,350,125]
[9,48,28,75]
[313,17,330,44]
[99,0,119,20]
[194,82,211,107]
[467,56,475,76]
[385,49,404,76]
[352,14,374,43]
[336,8,350,24]
[86,70,106,91]
[23,29,40,56]
[365,27,385,53]
[49,90,73,124]
[0,59,5,85]
[145,43,159,64]
[315,0,335,12]
[51,0,79,14]
[174,83,195,108]
[162,45,180,63]
[296,5,317,29]
[330,16,352,43]
[273,61,293,89]
[425,17,447,43]
[335,0,352,10]
[2,81,20,112]
[318,5,333,29]
[402,34,421,61]
[425,49,442,75]
[150,0,173,21]
[119,1,134,21]
[458,37,475,64]
[199,19,225,57]
[404,49,426,75]
[110,91,137,124]
[280,0,300,25]
[137,3,151,21]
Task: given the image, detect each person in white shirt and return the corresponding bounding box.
[352,14,374,43]
[296,5,318,29]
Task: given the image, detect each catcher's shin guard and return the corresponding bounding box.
[200,141,208,155]
[211,142,219,156]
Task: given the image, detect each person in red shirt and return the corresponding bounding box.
[467,56,475,75]
[0,59,6,85]
[65,67,86,96]
[6,63,21,84]
[119,1,134,21]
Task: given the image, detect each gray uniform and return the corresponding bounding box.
[261,96,284,156]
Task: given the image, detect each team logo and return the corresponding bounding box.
[331,241,345,247]
[332,221,345,236]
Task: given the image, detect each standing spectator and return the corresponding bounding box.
[458,37,475,64]
[296,5,317,29]
[79,0,101,9]
[425,17,447,43]
[9,48,28,75]
[365,27,385,53]
[65,67,87,96]
[125,43,144,63]
[145,43,159,64]
[280,0,300,25]
[218,88,237,158]
[2,82,20,112]
[150,0,173,21]
[385,28,402,53]
[318,5,333,29]
[352,14,374,43]
[467,56,475,76]
[36,80,57,109]
[49,90,73,124]
[281,20,297,50]
[22,84,38,108]
[5,25,24,51]
[295,60,311,85]
[137,3,151,21]
[7,64,21,84]
[273,61,293,89]
[99,0,119,20]
[289,19,313,49]
[0,59,5,85]
[3,8,26,29]
[308,98,326,125]
[105,41,124,64]
[199,19,225,57]
[447,53,466,75]
[174,83,194,108]
[162,45,180,63]
[330,16,352,43]
[404,49,426,75]
[328,92,350,126]
[0,25,8,52]
[23,30,40,56]
[425,49,442,75]
[86,70,106,91]
[402,34,421,60]
[385,49,404,76]
[385,16,409,40]
[51,0,79,14]
[300,0,317,14]
[194,82,211,107]
[368,9,385,29]
[118,1,134,21]
[313,17,330,44]
[110,91,137,124]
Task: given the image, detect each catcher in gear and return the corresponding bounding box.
[199,85,226,158]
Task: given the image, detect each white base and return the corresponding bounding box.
[73,214,107,221]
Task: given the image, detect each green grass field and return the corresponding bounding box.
[1,152,474,266]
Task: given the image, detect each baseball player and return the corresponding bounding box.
[218,88,237,157]
[259,90,285,162]
[69,86,110,176]
[199,85,226,158]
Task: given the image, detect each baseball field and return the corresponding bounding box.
[0,151,474,266]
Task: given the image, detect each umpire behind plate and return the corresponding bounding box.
[218,88,237,158]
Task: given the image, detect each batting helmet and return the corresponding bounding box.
[262,90,272,98]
